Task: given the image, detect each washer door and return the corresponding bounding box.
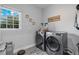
[46,36,60,52]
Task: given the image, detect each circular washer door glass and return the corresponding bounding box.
[46,36,60,52]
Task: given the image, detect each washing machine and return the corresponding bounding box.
[46,32,68,55]
[35,31,46,51]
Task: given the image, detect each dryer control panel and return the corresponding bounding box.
[56,33,61,36]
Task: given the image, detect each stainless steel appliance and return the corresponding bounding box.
[46,32,68,55]
[35,31,46,51]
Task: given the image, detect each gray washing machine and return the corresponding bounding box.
[35,31,46,51]
[46,32,68,55]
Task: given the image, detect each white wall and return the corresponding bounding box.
[43,4,79,54]
[0,4,79,55]
[0,4,42,53]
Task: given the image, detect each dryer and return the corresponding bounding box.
[46,32,68,55]
[35,31,46,51]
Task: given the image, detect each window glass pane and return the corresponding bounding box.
[0,20,6,24]
[14,25,19,28]
[7,16,13,20]
[14,19,19,24]
[0,24,6,28]
[14,20,19,24]
[7,16,13,25]
[7,20,13,24]
[13,12,19,16]
[14,13,19,24]
[0,9,1,15]
[1,8,11,16]
[0,16,7,23]
[7,25,13,28]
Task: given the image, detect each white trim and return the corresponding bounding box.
[14,44,35,54]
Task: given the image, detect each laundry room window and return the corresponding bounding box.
[0,7,21,30]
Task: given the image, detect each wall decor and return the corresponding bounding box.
[29,17,32,22]
[48,15,60,22]
[25,14,36,25]
[25,14,29,18]
[32,21,36,25]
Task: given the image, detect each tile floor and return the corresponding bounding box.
[25,47,47,55]
[16,46,70,55]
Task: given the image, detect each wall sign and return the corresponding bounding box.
[48,15,60,22]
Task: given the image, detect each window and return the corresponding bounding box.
[0,7,21,29]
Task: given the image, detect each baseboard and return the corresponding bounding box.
[14,44,35,54]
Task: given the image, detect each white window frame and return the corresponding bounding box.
[0,6,22,30]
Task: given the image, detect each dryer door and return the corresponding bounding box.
[46,36,60,52]
[36,33,43,46]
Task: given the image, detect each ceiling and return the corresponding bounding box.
[34,4,52,9]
